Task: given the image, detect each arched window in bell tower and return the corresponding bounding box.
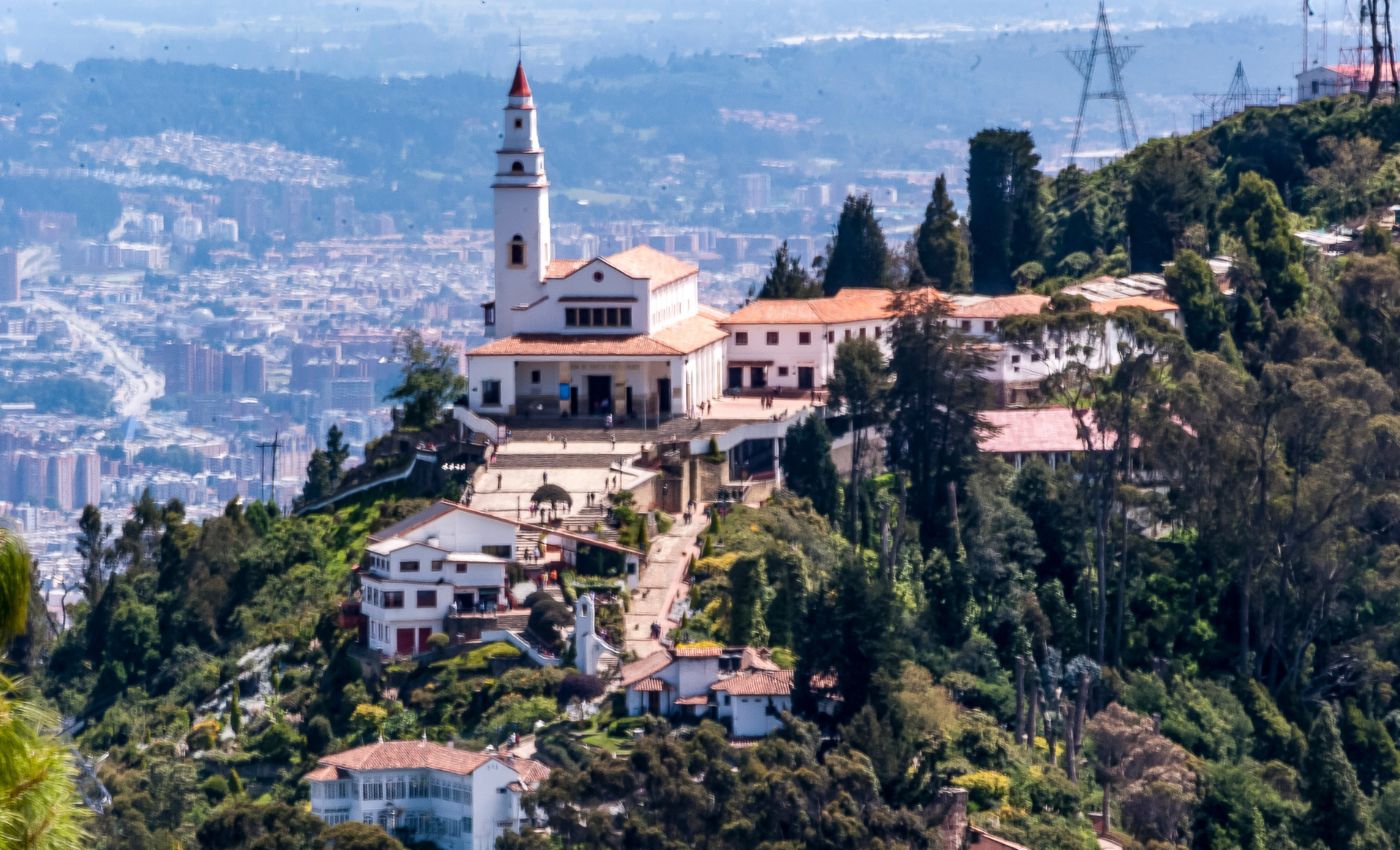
[509,235,526,268]
[511,161,525,174]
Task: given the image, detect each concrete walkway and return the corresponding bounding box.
[624,510,707,658]
[468,436,644,518]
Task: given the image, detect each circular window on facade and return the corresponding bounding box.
[593,271,604,282]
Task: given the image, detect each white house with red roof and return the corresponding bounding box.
[360,501,521,657]
[304,739,548,849]
[358,500,643,657]
[465,62,727,420]
[618,644,793,738]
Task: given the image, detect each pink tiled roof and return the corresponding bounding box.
[711,670,794,697]
[631,677,669,692]
[619,649,674,688]
[950,293,1050,319]
[1088,296,1179,315]
[308,740,546,782]
[674,695,710,706]
[978,407,1120,454]
[544,259,588,279]
[721,288,903,326]
[603,245,697,288]
[466,314,725,358]
[304,765,342,781]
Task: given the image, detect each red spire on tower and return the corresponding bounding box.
[509,62,532,98]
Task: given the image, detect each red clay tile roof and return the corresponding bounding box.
[721,287,905,326]
[739,646,781,671]
[508,756,551,783]
[544,259,588,279]
[631,677,669,692]
[304,765,342,781]
[311,740,546,780]
[466,314,725,358]
[711,670,794,696]
[674,695,711,706]
[651,314,729,353]
[619,649,675,688]
[603,245,697,288]
[1088,296,1179,315]
[950,293,1050,319]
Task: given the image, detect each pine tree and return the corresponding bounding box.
[781,416,841,519]
[0,529,89,850]
[1220,172,1309,318]
[1126,138,1214,272]
[229,685,242,738]
[758,241,818,299]
[914,174,971,291]
[325,424,349,484]
[1303,704,1369,849]
[822,194,889,295]
[967,128,1045,294]
[727,553,770,646]
[1164,250,1228,351]
[75,504,109,606]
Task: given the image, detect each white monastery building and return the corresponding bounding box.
[305,739,548,849]
[463,61,1185,416]
[466,63,727,419]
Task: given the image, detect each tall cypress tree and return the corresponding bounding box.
[914,174,971,291]
[967,128,1046,295]
[1303,704,1369,849]
[1126,137,1213,273]
[822,194,889,296]
[758,241,818,299]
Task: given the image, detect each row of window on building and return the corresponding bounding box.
[564,307,633,328]
[312,776,473,804]
[364,587,438,609]
[732,327,881,347]
[320,810,472,838]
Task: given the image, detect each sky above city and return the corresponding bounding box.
[1,0,1316,74]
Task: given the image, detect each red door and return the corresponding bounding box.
[417,627,432,653]
[396,628,414,655]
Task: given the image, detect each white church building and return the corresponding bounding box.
[465,63,727,419]
[462,61,1186,418]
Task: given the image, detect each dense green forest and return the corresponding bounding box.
[22,91,1400,850]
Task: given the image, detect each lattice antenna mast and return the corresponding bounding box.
[1064,1,1141,158]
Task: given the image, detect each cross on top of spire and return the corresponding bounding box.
[509,31,532,99]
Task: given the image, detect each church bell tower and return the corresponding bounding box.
[489,61,552,338]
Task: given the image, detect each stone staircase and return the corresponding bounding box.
[494,610,531,631]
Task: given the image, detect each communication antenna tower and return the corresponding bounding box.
[1063,1,1141,160]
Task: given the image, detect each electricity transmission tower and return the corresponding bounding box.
[256,430,284,505]
[1064,1,1140,159]
[1192,62,1288,130]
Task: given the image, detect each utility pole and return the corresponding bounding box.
[1063,1,1141,160]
